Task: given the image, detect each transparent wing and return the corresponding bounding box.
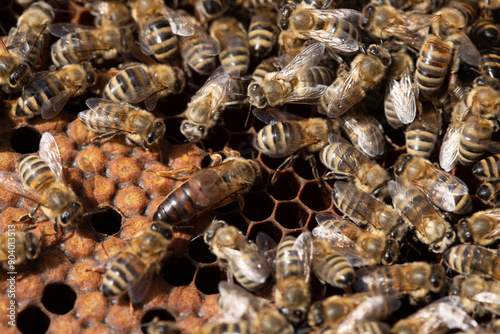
[294,231,314,283]
[458,32,481,67]
[308,8,362,25]
[39,132,65,184]
[252,108,306,124]
[80,98,137,133]
[333,181,378,227]
[422,168,469,212]
[326,132,364,174]
[40,87,79,119]
[341,113,384,158]
[435,298,479,331]
[128,265,155,304]
[222,247,269,284]
[326,63,363,116]
[47,23,96,38]
[124,86,166,111]
[7,21,45,61]
[439,124,463,172]
[0,172,44,205]
[274,43,325,81]
[163,6,195,36]
[281,85,328,105]
[256,232,277,278]
[217,281,251,322]
[388,68,416,125]
[302,29,360,54]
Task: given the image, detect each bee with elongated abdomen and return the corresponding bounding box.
[443,244,500,281]
[210,16,251,76]
[394,154,472,214]
[153,150,259,225]
[388,176,455,253]
[450,275,500,316]
[178,11,220,76]
[102,221,174,303]
[248,9,279,59]
[354,262,446,304]
[0,133,83,234]
[392,297,479,334]
[307,292,400,331]
[180,66,246,142]
[247,43,334,109]
[319,45,391,118]
[48,23,134,68]
[131,0,195,64]
[15,63,97,119]
[204,219,269,291]
[0,228,41,271]
[78,98,166,150]
[274,231,313,324]
[253,108,337,184]
[320,133,389,196]
[102,62,185,111]
[311,237,354,288]
[332,181,404,239]
[313,213,400,267]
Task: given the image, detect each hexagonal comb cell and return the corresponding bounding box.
[194,265,227,295]
[90,207,123,236]
[41,283,77,315]
[242,191,275,222]
[299,181,332,211]
[267,171,301,201]
[17,306,50,334]
[10,127,41,154]
[274,201,310,230]
[162,255,197,287]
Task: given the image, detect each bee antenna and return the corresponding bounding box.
[244,103,252,128]
[190,233,204,241]
[0,23,6,36]
[198,140,207,153]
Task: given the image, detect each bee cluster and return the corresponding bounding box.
[0,0,500,333]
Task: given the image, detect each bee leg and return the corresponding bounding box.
[305,154,321,187]
[209,153,224,166]
[153,166,200,180]
[237,196,245,211]
[271,154,298,184]
[92,131,119,144]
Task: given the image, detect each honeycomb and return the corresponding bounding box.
[0,0,499,333]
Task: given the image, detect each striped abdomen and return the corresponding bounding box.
[191,322,252,334]
[416,35,453,99]
[142,14,178,64]
[320,140,368,176]
[458,117,493,166]
[218,34,250,76]
[254,121,307,158]
[179,30,218,75]
[443,245,500,280]
[277,236,303,281]
[405,120,438,158]
[229,246,269,291]
[103,65,150,102]
[79,103,129,133]
[473,154,500,180]
[480,48,500,80]
[18,155,55,194]
[102,251,146,298]
[248,10,278,58]
[312,238,354,288]
[294,66,335,91]
[252,57,278,81]
[15,75,63,118]
[477,180,500,206]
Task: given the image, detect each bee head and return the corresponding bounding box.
[150,221,174,241]
[457,219,473,243]
[145,120,166,147]
[60,202,84,228]
[360,3,376,28]
[383,238,399,265]
[278,3,295,31]
[180,120,207,143]
[367,45,391,67]
[203,0,225,15]
[247,82,267,108]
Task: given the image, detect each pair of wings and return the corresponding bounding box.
[340,109,386,158]
[0,133,66,207]
[313,212,382,267]
[178,24,220,74]
[275,231,314,285]
[386,65,417,126]
[322,132,371,177]
[78,98,148,136]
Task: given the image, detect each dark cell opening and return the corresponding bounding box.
[267,171,301,201]
[223,107,252,132]
[292,153,325,181]
[189,235,217,264]
[163,117,185,145]
[227,133,257,159]
[141,309,176,334]
[17,306,50,334]
[10,127,41,154]
[274,202,310,229]
[162,256,196,286]
[248,221,283,246]
[195,265,226,295]
[242,191,275,222]
[201,127,229,153]
[90,207,122,236]
[259,154,287,171]
[299,181,331,211]
[41,283,77,315]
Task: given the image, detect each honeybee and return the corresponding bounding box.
[405,101,442,158]
[477,180,500,207]
[350,322,391,334]
[209,16,250,76]
[274,231,313,323]
[319,45,391,118]
[0,1,54,89]
[457,208,500,245]
[15,63,97,119]
[180,66,246,142]
[194,0,232,23]
[278,30,306,56]
[450,276,500,316]
[190,321,252,334]
[78,98,166,150]
[338,106,386,159]
[217,281,294,334]
[153,150,259,225]
[247,42,334,109]
[439,75,500,172]
[332,181,404,239]
[144,318,181,334]
[0,228,41,271]
[473,154,500,181]
[320,133,389,196]
[251,56,279,82]
[308,292,400,331]
[102,221,174,303]
[253,108,337,184]
[102,62,186,111]
[384,47,417,129]
[48,23,134,68]
[311,237,355,288]
[392,297,479,334]
[0,133,83,233]
[394,154,472,214]
[388,177,455,253]
[248,9,279,59]
[480,48,500,80]
[468,18,500,49]
[89,0,133,28]
[354,262,446,304]
[131,0,195,64]
[313,212,400,266]
[178,11,220,76]
[443,244,500,281]
[278,3,362,54]
[204,219,269,291]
